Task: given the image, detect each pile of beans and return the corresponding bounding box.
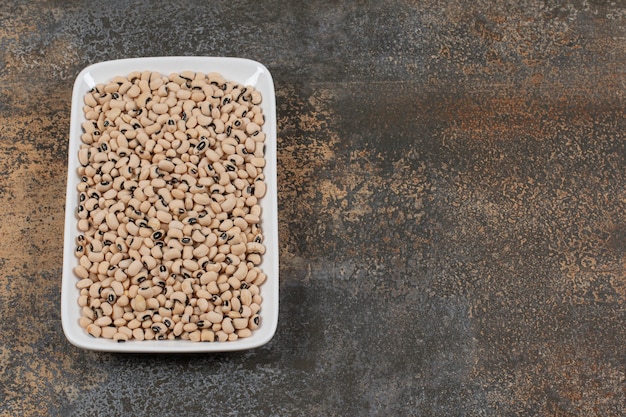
[73,70,267,342]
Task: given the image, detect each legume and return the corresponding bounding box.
[74,71,267,342]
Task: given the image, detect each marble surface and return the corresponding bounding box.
[1,1,625,415]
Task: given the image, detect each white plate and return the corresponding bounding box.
[62,57,278,352]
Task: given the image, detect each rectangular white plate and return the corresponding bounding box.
[62,57,278,352]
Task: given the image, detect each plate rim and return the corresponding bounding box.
[62,56,279,352]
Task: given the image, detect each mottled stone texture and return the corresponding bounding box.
[0,0,625,416]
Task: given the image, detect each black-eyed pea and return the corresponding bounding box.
[76,277,93,289]
[233,317,248,330]
[213,252,225,263]
[117,326,133,339]
[244,189,258,205]
[87,284,102,301]
[254,180,266,198]
[79,316,93,329]
[230,242,247,258]
[132,328,145,340]
[126,83,141,98]
[206,280,219,294]
[127,318,141,330]
[221,317,235,334]
[171,188,186,200]
[240,305,252,318]
[198,271,216,286]
[180,278,194,295]
[249,314,260,330]
[200,329,215,342]
[94,260,114,276]
[185,330,200,342]
[82,305,96,320]
[156,210,172,224]
[204,148,220,163]
[233,217,248,231]
[235,265,251,283]
[88,262,100,276]
[126,284,139,299]
[78,294,89,307]
[76,254,91,271]
[113,332,129,342]
[247,284,260,296]
[113,267,127,282]
[86,323,102,338]
[197,298,210,313]
[84,93,98,107]
[247,253,262,265]
[132,294,147,312]
[149,311,164,326]
[115,295,129,309]
[146,297,160,310]
[176,89,192,101]
[78,258,91,275]
[217,281,230,293]
[127,259,143,277]
[135,282,152,297]
[183,305,194,318]
[227,276,241,290]
[77,181,89,193]
[170,290,187,305]
[173,321,184,336]
[162,247,181,261]
[170,199,186,216]
[249,90,262,105]
[87,250,106,264]
[151,245,164,261]
[218,171,230,186]
[240,289,252,306]
[209,320,222,332]
[237,328,252,339]
[220,299,232,314]
[246,242,266,255]
[217,244,230,256]
[151,322,167,335]
[215,330,228,342]
[170,260,183,276]
[162,317,174,329]
[244,214,260,225]
[143,328,156,340]
[207,293,221,307]
[100,326,116,339]
[100,302,113,317]
[192,193,212,205]
[253,111,264,126]
[181,246,194,261]
[183,322,198,332]
[206,310,223,324]
[253,272,267,286]
[230,297,241,315]
[244,121,259,136]
[94,316,112,327]
[153,294,167,310]
[152,102,169,115]
[138,226,153,239]
[196,289,212,300]
[142,255,157,270]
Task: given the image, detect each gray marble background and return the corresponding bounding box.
[0,1,625,416]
